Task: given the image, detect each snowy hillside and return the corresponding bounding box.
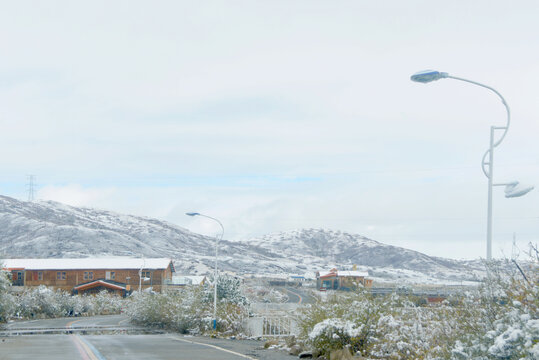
[0,195,247,273]
[0,196,485,283]
[239,229,485,283]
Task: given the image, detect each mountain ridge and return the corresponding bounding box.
[0,195,484,283]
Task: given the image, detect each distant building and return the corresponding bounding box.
[316,268,372,291]
[2,258,174,296]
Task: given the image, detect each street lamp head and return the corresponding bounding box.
[504,181,534,198]
[185,212,200,217]
[411,70,449,83]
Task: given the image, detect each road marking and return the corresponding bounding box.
[66,319,83,328]
[285,288,303,304]
[71,335,107,360]
[168,336,256,360]
[118,318,130,326]
[71,335,92,360]
[6,319,38,328]
[67,319,107,360]
[79,336,107,360]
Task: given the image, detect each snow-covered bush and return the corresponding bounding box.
[369,296,462,359]
[308,318,363,354]
[126,274,250,335]
[0,268,16,322]
[301,291,468,358]
[126,288,208,333]
[300,257,538,359]
[90,290,124,315]
[451,259,538,360]
[487,310,539,359]
[14,286,124,319]
[16,286,65,317]
[299,291,383,356]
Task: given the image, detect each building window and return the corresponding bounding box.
[17,272,23,280]
[38,272,43,281]
[84,272,94,280]
[106,271,115,280]
[57,272,66,280]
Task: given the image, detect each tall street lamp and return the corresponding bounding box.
[186,212,224,330]
[411,70,534,260]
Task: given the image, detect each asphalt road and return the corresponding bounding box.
[282,287,316,304]
[0,315,296,360]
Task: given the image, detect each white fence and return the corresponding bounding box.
[249,302,300,313]
[243,316,299,337]
[243,302,300,338]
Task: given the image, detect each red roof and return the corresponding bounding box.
[73,280,126,291]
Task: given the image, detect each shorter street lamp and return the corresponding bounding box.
[186,212,224,330]
[411,70,534,260]
[138,258,151,292]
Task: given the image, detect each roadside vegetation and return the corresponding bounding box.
[298,254,538,359]
[0,271,249,336]
[0,281,123,322]
[126,274,249,335]
[2,255,537,359]
[0,268,13,322]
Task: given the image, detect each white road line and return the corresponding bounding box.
[168,336,256,360]
[6,319,38,328]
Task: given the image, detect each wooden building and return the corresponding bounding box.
[316,268,373,291]
[2,258,174,296]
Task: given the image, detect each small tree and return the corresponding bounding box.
[0,268,16,322]
[204,274,249,306]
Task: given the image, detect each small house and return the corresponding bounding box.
[316,268,372,291]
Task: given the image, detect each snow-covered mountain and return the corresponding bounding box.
[0,195,264,274]
[0,196,485,283]
[239,229,485,283]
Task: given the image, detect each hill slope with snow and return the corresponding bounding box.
[0,196,484,283]
[240,229,484,283]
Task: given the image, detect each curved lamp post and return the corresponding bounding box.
[411,70,534,260]
[186,212,224,329]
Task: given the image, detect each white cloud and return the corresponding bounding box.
[38,184,116,208]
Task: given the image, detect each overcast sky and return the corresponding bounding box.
[1,1,538,260]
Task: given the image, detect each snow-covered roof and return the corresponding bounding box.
[318,270,369,278]
[2,258,173,271]
[338,271,369,277]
